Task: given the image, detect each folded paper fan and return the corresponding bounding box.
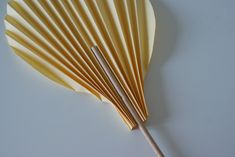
[5,0,164,156]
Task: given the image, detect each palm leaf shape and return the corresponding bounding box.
[4,0,156,130]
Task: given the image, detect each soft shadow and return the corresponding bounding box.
[145,1,183,156]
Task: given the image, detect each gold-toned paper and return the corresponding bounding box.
[5,0,156,129]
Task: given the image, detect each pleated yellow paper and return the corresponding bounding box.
[5,0,156,129]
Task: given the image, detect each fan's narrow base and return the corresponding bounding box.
[91,46,164,157]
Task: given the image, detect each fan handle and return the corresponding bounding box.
[91,46,164,157]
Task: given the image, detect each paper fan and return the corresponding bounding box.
[4,0,164,156]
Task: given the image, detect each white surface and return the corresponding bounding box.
[1,0,235,157]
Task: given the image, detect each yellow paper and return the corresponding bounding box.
[5,0,156,130]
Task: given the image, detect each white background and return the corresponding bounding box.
[1,0,235,157]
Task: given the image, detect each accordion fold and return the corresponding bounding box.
[5,0,156,129]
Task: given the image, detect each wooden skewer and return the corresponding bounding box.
[91,46,165,157]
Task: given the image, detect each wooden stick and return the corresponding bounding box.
[91,46,164,157]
